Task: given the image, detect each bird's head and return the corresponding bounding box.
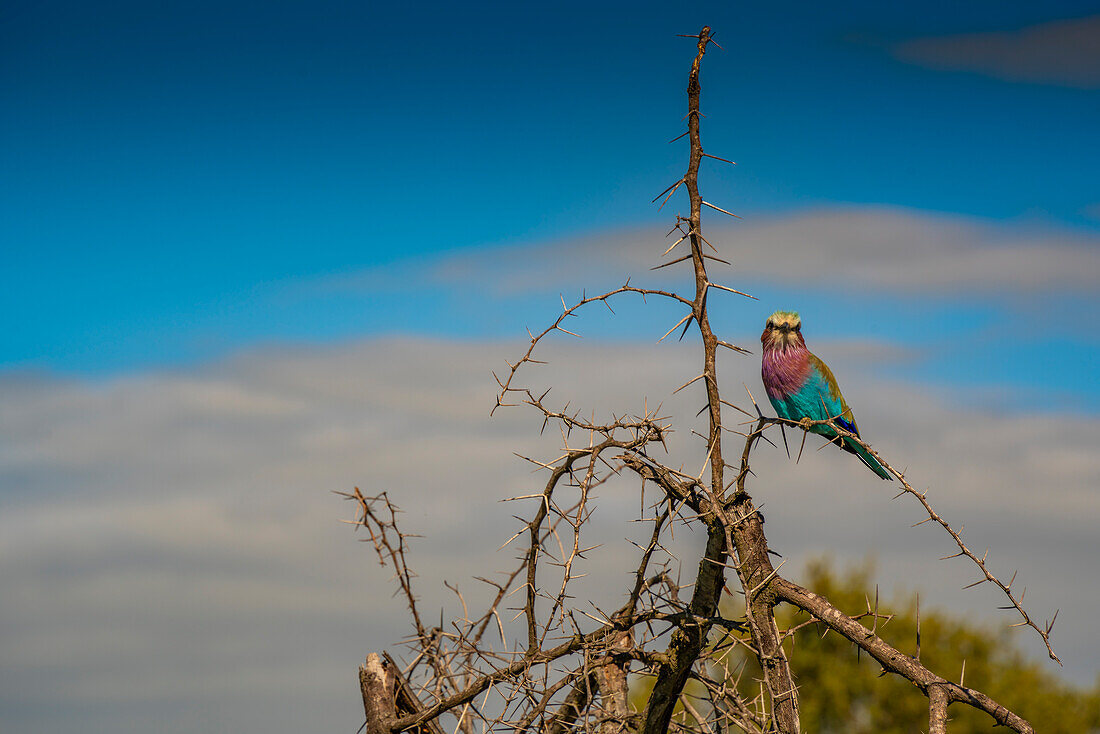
[761,310,805,350]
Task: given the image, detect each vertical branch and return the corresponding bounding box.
[360,653,396,734]
[642,31,726,730]
[683,28,725,501]
[647,25,802,734]
[928,685,950,734]
[594,630,633,734]
[642,25,805,733]
[728,421,801,732]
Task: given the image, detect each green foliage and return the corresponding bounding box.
[714,560,1100,733]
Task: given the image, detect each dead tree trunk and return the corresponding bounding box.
[360,654,395,734]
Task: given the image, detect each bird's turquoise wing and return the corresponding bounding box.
[804,354,890,480]
[768,352,890,479]
[784,354,855,434]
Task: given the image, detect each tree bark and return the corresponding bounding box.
[929,684,949,734]
[595,630,633,734]
[360,653,396,734]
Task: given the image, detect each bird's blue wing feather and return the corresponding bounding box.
[835,414,858,436]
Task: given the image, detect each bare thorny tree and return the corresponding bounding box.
[341,27,1060,734]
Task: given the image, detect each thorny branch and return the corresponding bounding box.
[345,24,1053,734]
[744,407,1060,666]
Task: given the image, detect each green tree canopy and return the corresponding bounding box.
[635,560,1099,733]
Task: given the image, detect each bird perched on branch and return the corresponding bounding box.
[760,311,891,480]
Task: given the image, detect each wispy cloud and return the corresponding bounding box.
[2,336,1096,732]
[317,207,1100,297]
[892,15,1100,88]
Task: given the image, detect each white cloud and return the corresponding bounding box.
[892,15,1100,88]
[320,207,1100,297]
[1,336,1096,733]
[723,208,1100,292]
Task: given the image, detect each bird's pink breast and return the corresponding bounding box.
[761,344,811,400]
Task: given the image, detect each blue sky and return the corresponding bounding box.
[3,1,1098,379]
[3,4,1100,733]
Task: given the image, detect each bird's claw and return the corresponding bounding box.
[799,417,814,430]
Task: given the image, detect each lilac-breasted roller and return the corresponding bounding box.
[760,311,891,480]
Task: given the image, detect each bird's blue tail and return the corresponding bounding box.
[844,437,891,480]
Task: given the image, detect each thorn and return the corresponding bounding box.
[697,232,720,253]
[662,234,689,256]
[651,177,685,203]
[658,314,692,342]
[707,282,757,300]
[743,384,762,415]
[678,314,694,341]
[651,254,691,271]
[656,179,686,211]
[717,340,752,354]
[673,373,706,395]
[702,200,742,218]
[702,152,736,165]
[719,400,754,419]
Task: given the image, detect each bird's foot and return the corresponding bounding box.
[799,417,814,430]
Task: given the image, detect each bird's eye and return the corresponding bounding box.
[794,324,801,332]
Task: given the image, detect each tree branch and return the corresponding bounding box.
[774,577,1034,733]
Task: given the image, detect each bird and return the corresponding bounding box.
[760,310,891,480]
